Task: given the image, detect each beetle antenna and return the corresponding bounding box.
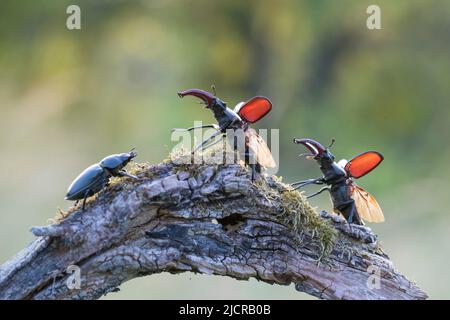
[211,85,216,96]
[327,138,336,149]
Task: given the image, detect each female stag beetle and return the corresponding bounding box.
[65,150,138,211]
[173,87,276,180]
[292,138,384,225]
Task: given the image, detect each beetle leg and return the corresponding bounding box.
[291,178,323,185]
[291,178,324,190]
[291,179,310,186]
[242,149,261,181]
[81,190,90,211]
[249,163,261,181]
[197,134,226,152]
[337,202,363,225]
[117,170,138,180]
[172,124,220,132]
[250,164,256,181]
[307,186,331,199]
[347,204,363,225]
[192,130,223,154]
[291,184,304,191]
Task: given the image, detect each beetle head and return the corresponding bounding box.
[293,138,335,166]
[127,148,137,160]
[119,150,137,166]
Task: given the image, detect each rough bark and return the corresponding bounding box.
[0,159,427,300]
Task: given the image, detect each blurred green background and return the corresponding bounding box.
[0,0,449,299]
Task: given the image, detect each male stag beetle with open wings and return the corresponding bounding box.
[292,138,384,225]
[173,87,276,180]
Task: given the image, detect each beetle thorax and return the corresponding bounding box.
[99,153,133,173]
[320,162,347,185]
[211,100,242,130]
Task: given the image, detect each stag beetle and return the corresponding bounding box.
[292,138,384,225]
[65,150,138,210]
[173,87,276,180]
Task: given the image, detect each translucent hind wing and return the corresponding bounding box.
[350,183,385,223]
[246,129,276,168]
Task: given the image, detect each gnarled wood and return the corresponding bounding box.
[0,159,427,300]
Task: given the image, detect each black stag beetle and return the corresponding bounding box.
[65,149,138,210]
[173,87,276,180]
[292,138,384,225]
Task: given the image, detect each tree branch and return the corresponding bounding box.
[0,156,427,300]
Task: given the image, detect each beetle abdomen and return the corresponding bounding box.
[65,164,110,200]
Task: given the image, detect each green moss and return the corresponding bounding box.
[248,175,337,259]
[54,207,69,221]
[273,187,337,259]
[252,178,283,202]
[128,162,154,178]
